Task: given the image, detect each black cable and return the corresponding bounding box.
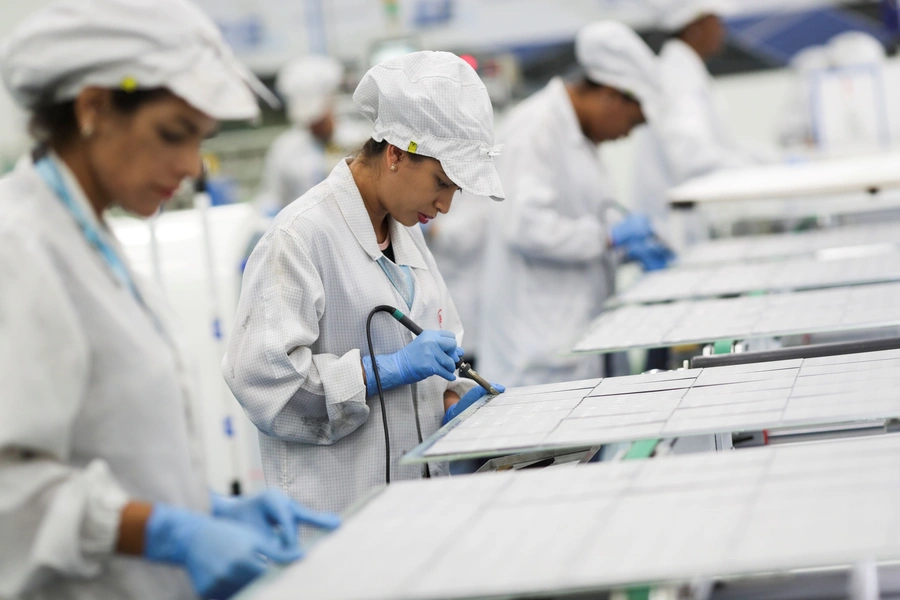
[365,304,497,485]
[366,305,398,484]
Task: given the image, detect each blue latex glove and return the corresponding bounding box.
[443,383,505,425]
[144,504,303,599]
[624,238,676,272]
[610,214,654,248]
[362,330,464,394]
[211,489,341,550]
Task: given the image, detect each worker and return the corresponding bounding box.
[256,55,344,216]
[0,1,339,599]
[422,191,491,368]
[478,21,673,388]
[633,0,774,245]
[223,52,505,516]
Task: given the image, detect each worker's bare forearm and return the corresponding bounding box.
[443,389,460,411]
[117,501,153,555]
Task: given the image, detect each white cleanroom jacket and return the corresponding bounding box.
[0,154,207,599]
[224,159,474,515]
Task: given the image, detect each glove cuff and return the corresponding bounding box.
[609,227,623,248]
[363,354,402,395]
[442,403,459,426]
[144,503,203,565]
[209,491,235,518]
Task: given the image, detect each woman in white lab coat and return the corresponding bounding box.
[0,2,337,599]
[224,52,506,516]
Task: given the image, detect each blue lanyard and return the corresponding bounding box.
[376,257,415,311]
[34,156,164,332]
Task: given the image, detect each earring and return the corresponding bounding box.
[390,163,397,171]
[81,123,94,139]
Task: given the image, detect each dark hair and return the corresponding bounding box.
[577,77,639,105]
[356,137,427,169]
[580,76,606,90]
[28,87,170,144]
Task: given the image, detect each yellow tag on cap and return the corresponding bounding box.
[120,76,138,92]
[407,141,418,154]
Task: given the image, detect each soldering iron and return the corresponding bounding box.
[365,304,499,485]
[380,306,499,395]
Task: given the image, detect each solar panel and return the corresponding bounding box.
[400,349,900,462]
[615,252,900,304]
[668,151,900,205]
[575,281,900,354]
[679,222,900,267]
[253,434,900,600]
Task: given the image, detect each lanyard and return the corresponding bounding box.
[376,257,415,311]
[34,156,165,333]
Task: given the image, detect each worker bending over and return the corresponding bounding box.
[479,22,673,388]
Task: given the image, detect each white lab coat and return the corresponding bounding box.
[0,154,208,599]
[424,191,491,357]
[256,128,327,215]
[632,39,769,241]
[477,78,613,388]
[223,159,475,516]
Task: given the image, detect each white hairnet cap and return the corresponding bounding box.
[827,31,886,68]
[0,0,277,121]
[653,0,734,33]
[354,51,504,201]
[575,21,662,124]
[276,55,343,126]
[789,45,830,72]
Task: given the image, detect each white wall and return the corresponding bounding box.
[717,69,797,147]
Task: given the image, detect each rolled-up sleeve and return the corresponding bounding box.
[446,378,479,399]
[501,142,608,264]
[0,232,130,597]
[223,229,370,445]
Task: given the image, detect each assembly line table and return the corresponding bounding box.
[402,348,900,464]
[573,280,900,355]
[245,434,900,600]
[669,151,900,208]
[677,220,900,267]
[613,250,900,305]
[664,152,900,248]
